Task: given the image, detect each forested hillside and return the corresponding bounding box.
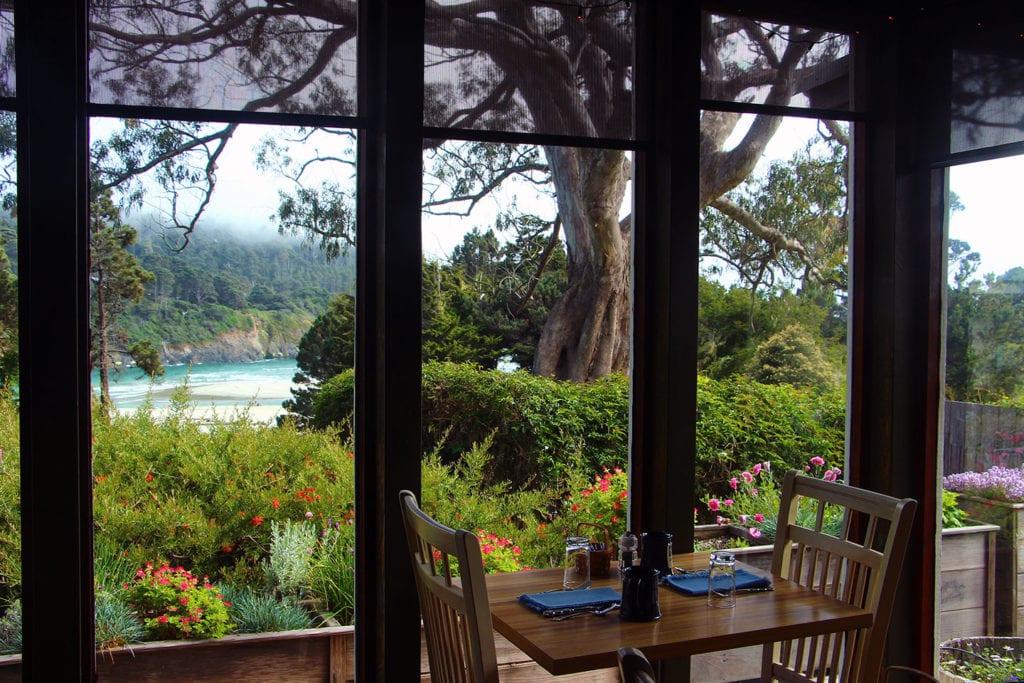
[123,226,354,363]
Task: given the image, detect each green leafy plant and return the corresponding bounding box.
[306,521,356,625]
[125,562,234,640]
[219,584,314,633]
[95,592,146,650]
[942,490,969,529]
[561,467,629,545]
[0,599,19,655]
[940,640,1024,682]
[265,519,319,598]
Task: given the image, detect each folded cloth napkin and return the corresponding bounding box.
[518,587,622,613]
[661,569,772,596]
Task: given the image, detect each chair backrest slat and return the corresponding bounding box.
[400,490,500,683]
[762,470,917,683]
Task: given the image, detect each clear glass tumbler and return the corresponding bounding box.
[563,535,591,590]
[707,550,737,608]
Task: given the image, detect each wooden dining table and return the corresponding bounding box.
[484,551,873,676]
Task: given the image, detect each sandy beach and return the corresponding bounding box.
[112,378,297,425]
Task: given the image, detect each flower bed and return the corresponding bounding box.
[945,466,1024,635]
[939,636,1024,682]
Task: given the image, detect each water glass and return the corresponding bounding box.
[707,550,737,608]
[563,536,591,590]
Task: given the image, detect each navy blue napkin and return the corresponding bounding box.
[661,569,772,596]
[518,587,622,613]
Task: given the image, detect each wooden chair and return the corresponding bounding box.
[762,470,917,683]
[617,647,657,683]
[399,489,499,683]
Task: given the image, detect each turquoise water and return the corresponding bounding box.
[91,358,299,411]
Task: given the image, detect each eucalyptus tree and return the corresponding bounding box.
[88,2,853,381]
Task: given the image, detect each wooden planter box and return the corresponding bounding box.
[697,520,997,638]
[939,522,998,641]
[0,625,355,683]
[955,496,1024,635]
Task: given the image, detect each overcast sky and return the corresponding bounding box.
[91,116,1023,279]
[948,156,1024,280]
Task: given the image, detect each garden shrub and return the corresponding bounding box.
[0,390,19,591]
[315,361,629,487]
[91,385,356,584]
[695,374,844,514]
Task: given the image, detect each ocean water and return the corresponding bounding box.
[91,357,299,411]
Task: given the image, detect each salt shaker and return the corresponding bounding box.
[707,550,737,608]
[618,531,638,578]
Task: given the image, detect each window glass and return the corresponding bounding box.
[940,156,1024,640]
[419,140,633,591]
[0,110,18,674]
[701,13,852,111]
[89,117,358,662]
[88,2,357,115]
[695,113,849,548]
[424,2,635,139]
[0,10,13,97]
[951,49,1024,155]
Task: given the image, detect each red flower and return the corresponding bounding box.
[271,498,280,509]
[145,473,154,482]
[250,516,264,526]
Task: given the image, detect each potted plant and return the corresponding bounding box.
[944,466,1024,635]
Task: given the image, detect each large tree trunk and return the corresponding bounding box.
[533,147,631,380]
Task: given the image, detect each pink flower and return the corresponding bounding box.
[723,499,734,506]
[752,463,762,476]
[749,528,762,539]
[304,511,314,519]
[810,456,825,467]
[741,471,753,484]
[739,515,748,523]
[708,498,720,511]
[823,470,836,482]
[730,477,738,490]
[754,513,764,523]
[762,461,771,472]
[751,488,758,495]
[716,515,726,525]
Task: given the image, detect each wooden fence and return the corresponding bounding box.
[944,401,1024,474]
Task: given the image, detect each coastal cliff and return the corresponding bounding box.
[158,315,309,365]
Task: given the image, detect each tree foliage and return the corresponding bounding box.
[90,188,158,405]
[86,5,853,382]
[747,324,838,390]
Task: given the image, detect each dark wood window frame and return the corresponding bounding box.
[20,0,1013,679]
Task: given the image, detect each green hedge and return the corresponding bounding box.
[315,362,629,486]
[312,362,845,499]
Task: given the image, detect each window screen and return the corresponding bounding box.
[701,12,851,111]
[88,1,357,115]
[951,48,1024,155]
[0,9,12,98]
[424,1,635,139]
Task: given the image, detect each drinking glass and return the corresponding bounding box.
[563,536,591,590]
[707,550,737,608]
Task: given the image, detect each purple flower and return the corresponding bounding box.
[943,466,1024,502]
